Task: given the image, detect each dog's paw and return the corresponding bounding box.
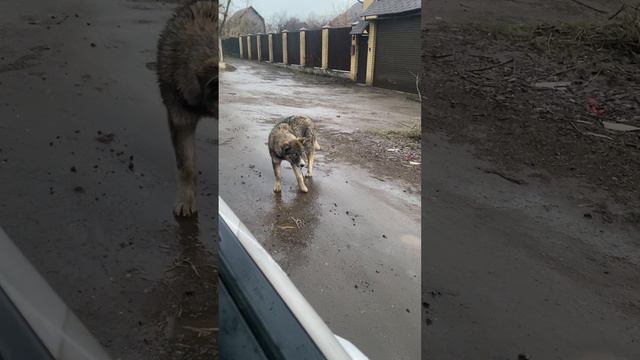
[273,184,282,193]
[305,172,313,178]
[299,185,309,193]
[174,190,197,217]
[174,201,197,217]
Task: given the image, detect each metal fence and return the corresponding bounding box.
[250,35,258,60]
[328,27,351,71]
[272,33,283,63]
[222,38,240,58]
[241,36,248,59]
[220,22,419,94]
[287,31,300,65]
[305,30,322,68]
[259,34,269,62]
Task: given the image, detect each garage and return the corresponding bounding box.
[360,0,421,93]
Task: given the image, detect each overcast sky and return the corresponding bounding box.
[228,0,355,23]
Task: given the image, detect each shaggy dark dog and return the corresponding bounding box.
[156,1,218,217]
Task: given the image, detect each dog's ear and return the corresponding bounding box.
[296,137,305,143]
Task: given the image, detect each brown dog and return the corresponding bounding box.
[268,116,320,193]
[156,1,218,217]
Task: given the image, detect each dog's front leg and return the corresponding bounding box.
[168,108,199,217]
[305,148,315,178]
[272,159,282,193]
[292,165,308,193]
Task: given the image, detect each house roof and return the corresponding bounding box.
[330,2,364,27]
[350,20,369,35]
[228,6,265,23]
[361,0,421,17]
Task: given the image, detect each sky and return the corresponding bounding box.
[228,0,355,23]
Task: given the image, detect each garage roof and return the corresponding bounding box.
[361,0,421,17]
[350,20,369,35]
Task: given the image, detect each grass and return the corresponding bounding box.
[476,8,640,56]
[367,127,422,142]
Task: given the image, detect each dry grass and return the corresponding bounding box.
[479,7,640,56]
[368,127,422,142]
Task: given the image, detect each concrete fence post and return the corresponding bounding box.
[321,25,330,70]
[220,37,224,64]
[268,33,273,62]
[256,34,262,61]
[365,21,377,86]
[282,30,288,65]
[247,35,252,60]
[350,34,358,81]
[299,28,306,67]
[238,36,244,59]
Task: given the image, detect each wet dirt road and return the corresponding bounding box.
[219,59,421,359]
[0,0,217,359]
[423,135,640,359]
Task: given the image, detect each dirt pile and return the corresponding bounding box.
[423,15,640,223]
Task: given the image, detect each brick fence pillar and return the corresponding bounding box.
[246,35,252,60]
[282,30,288,65]
[256,34,262,61]
[365,21,377,86]
[238,36,244,58]
[350,34,358,81]
[299,28,306,67]
[268,33,273,62]
[321,25,330,70]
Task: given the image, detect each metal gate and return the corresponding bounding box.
[373,14,421,93]
[357,35,368,84]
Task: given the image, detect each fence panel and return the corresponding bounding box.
[304,30,322,68]
[287,31,300,65]
[241,36,248,59]
[222,37,240,58]
[272,34,283,63]
[328,27,351,71]
[250,35,258,60]
[259,34,269,61]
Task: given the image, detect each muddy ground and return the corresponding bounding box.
[425,16,640,225]
[423,0,640,359]
[321,126,421,190]
[0,0,217,359]
[220,59,421,359]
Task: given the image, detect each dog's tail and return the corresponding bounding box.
[314,139,321,151]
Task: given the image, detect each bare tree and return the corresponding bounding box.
[266,0,355,33]
[328,0,358,27]
[282,16,306,31]
[219,0,232,64]
[219,0,232,31]
[267,11,309,32]
[305,11,331,30]
[267,10,289,32]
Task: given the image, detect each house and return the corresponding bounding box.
[350,0,421,93]
[329,2,363,27]
[222,6,266,38]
